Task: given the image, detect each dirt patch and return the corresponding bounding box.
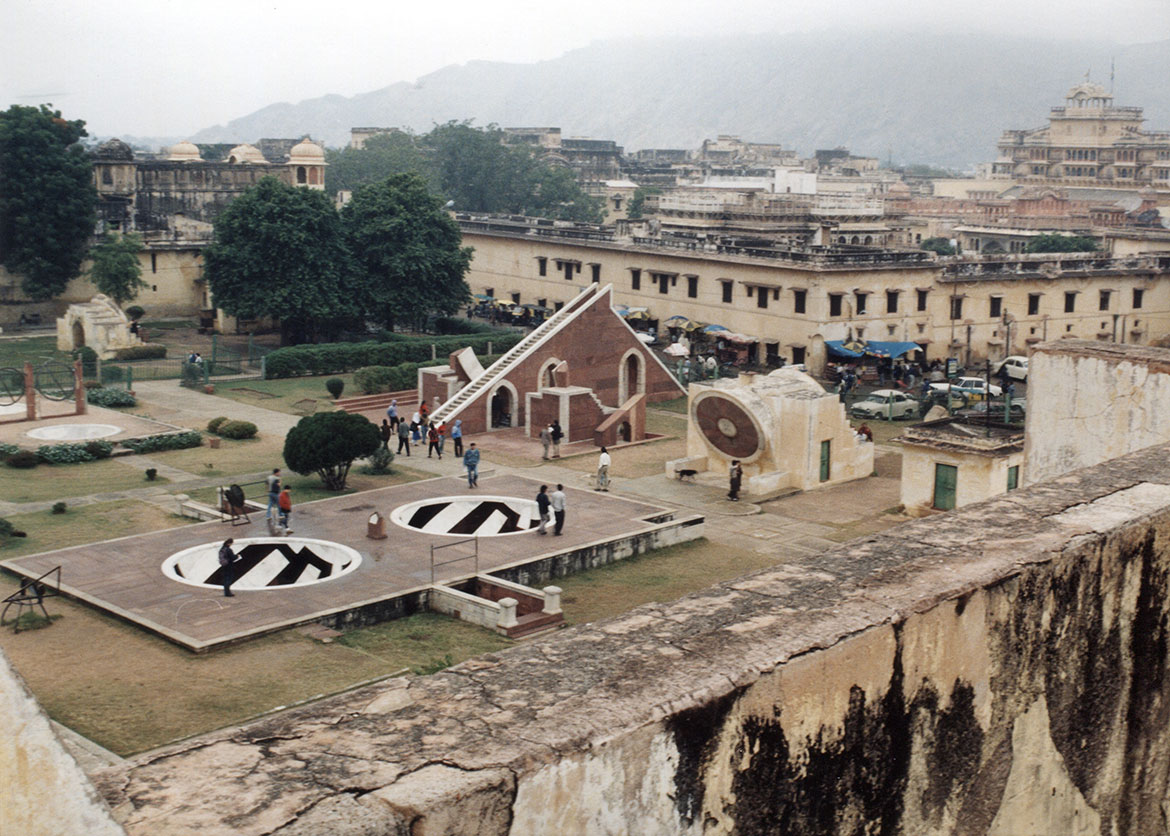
[226,387,277,399]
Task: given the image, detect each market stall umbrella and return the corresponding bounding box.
[474,294,495,302]
[664,315,690,325]
[626,310,651,321]
[702,324,729,333]
[664,343,689,357]
[682,320,706,332]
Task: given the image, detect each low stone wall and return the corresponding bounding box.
[93,447,1170,835]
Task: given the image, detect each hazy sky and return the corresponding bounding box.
[2,0,1168,139]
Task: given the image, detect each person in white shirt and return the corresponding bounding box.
[596,447,611,491]
[550,484,566,535]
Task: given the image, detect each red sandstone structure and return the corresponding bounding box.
[421,284,684,444]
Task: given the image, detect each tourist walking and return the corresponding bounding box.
[386,399,398,428]
[380,419,392,449]
[427,422,442,458]
[550,484,566,535]
[265,468,281,519]
[728,460,743,502]
[540,424,552,460]
[464,443,480,487]
[396,417,411,456]
[437,421,447,456]
[218,538,238,597]
[278,487,293,530]
[452,419,464,457]
[596,447,611,491]
[411,413,422,445]
[419,399,430,425]
[551,420,563,458]
[535,484,551,535]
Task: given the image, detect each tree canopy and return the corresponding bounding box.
[89,232,145,306]
[324,122,603,223]
[0,105,96,300]
[1023,234,1099,253]
[203,177,354,344]
[283,412,380,490]
[343,172,473,330]
[920,237,956,255]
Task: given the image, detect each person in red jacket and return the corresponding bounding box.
[278,487,293,528]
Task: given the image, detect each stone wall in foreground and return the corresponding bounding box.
[94,446,1170,835]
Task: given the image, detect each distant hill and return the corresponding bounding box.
[189,31,1170,168]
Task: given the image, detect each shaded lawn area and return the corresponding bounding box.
[555,538,781,625]
[651,396,688,414]
[0,499,194,560]
[0,458,169,503]
[0,335,69,367]
[213,374,356,416]
[0,575,505,755]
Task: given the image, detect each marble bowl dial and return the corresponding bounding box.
[691,392,766,461]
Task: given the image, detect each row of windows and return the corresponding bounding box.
[532,255,1147,320]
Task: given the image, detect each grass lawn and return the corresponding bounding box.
[556,538,781,625]
[652,396,688,414]
[146,434,286,477]
[0,575,508,755]
[0,499,194,560]
[0,335,69,367]
[184,465,428,506]
[0,458,169,503]
[213,374,355,416]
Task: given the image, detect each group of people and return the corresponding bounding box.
[538,420,564,460]
[534,484,567,535]
[381,399,465,461]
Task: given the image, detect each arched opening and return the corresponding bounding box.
[490,387,513,428]
[618,421,631,443]
[296,166,307,184]
[851,235,860,244]
[536,358,560,390]
[864,235,873,245]
[618,349,644,403]
[71,320,85,349]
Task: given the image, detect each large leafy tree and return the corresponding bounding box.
[89,232,146,306]
[324,130,430,196]
[204,177,353,344]
[0,105,96,300]
[1023,234,1099,253]
[284,412,380,490]
[343,172,473,330]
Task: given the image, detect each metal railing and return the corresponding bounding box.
[430,536,479,585]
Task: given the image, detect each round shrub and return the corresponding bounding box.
[284,412,380,490]
[100,364,125,383]
[363,446,394,475]
[84,440,114,459]
[207,416,229,433]
[6,451,39,469]
[0,518,28,539]
[51,501,67,514]
[87,388,136,408]
[112,344,167,361]
[326,377,345,399]
[218,420,258,440]
[73,346,98,377]
[125,305,145,321]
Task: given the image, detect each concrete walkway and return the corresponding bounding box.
[131,380,302,435]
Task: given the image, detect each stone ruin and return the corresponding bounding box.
[56,295,143,360]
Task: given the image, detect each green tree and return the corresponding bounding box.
[283,412,380,490]
[89,232,145,306]
[203,177,353,344]
[920,237,956,255]
[1023,234,1099,253]
[324,130,430,196]
[343,172,473,330]
[0,105,96,300]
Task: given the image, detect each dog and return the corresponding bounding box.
[675,468,698,482]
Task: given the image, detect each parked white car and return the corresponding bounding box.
[995,355,1028,381]
[850,389,919,420]
[930,377,1003,401]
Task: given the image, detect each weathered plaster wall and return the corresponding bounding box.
[1025,340,1170,485]
[0,648,125,836]
[92,444,1170,835]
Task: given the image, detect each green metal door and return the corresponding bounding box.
[933,463,957,510]
[819,440,831,482]
[1007,465,1019,491]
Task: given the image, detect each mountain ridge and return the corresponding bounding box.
[188,31,1170,168]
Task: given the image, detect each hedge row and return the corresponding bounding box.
[353,355,503,395]
[87,387,137,408]
[36,441,114,464]
[121,430,203,453]
[113,344,167,360]
[264,334,522,379]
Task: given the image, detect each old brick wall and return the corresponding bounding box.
[93,444,1170,835]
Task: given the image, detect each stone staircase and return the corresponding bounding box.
[334,389,418,415]
[429,285,600,425]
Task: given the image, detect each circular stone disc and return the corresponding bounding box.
[691,392,765,461]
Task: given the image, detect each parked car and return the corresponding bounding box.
[994,355,1029,382]
[930,376,1003,401]
[958,398,1027,422]
[851,389,919,420]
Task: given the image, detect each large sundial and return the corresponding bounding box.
[690,390,766,462]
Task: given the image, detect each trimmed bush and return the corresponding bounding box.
[0,518,28,539]
[218,420,258,440]
[125,305,145,321]
[0,442,18,461]
[73,346,98,377]
[264,333,523,379]
[326,377,345,399]
[113,344,167,360]
[51,501,67,514]
[207,416,229,433]
[122,430,203,454]
[353,355,502,395]
[283,412,380,490]
[363,446,394,475]
[180,362,202,389]
[87,388,136,408]
[84,441,114,460]
[6,451,39,469]
[100,364,125,383]
[37,443,94,464]
[145,468,158,481]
